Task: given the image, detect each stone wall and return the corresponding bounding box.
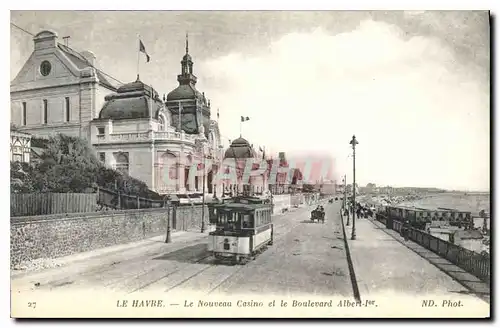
[10,204,208,266]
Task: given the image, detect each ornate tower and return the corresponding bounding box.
[166,33,211,137]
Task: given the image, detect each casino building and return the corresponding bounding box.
[11,29,224,196]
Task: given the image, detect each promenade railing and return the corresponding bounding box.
[376,214,490,285]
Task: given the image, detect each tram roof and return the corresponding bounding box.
[213,202,271,211]
[386,205,471,214]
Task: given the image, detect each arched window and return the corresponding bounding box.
[161,152,178,180]
[114,152,129,175]
[158,116,165,131]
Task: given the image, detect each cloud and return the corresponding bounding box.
[198,19,489,191]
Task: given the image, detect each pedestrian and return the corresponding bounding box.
[402,220,411,241]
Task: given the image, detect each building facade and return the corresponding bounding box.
[222,137,268,196]
[89,38,223,196]
[11,30,227,197]
[10,129,31,163]
[10,30,117,140]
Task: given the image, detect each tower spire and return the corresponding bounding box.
[185,32,189,54]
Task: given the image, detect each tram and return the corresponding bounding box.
[207,196,274,264]
[383,205,473,230]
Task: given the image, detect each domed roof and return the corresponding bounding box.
[224,137,256,159]
[116,79,156,96]
[166,84,202,102]
[99,76,162,120]
[183,53,192,62]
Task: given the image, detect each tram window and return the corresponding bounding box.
[242,214,251,228]
[218,212,229,225]
[230,213,237,223]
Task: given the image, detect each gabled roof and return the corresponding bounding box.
[57,43,117,91]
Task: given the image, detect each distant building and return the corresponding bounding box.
[10,128,31,163]
[320,180,336,195]
[222,137,268,196]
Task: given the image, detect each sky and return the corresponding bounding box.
[10,10,490,191]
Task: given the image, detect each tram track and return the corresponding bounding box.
[152,205,318,296]
[15,234,209,292]
[128,254,214,294]
[206,207,320,295]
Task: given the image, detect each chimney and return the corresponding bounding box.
[33,30,58,51]
[80,50,97,67]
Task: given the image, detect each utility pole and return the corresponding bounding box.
[201,150,206,233]
[201,148,210,233]
[350,135,359,240]
[164,195,172,243]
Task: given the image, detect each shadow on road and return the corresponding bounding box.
[153,243,211,264]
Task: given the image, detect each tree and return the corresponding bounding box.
[10,161,34,193]
[11,133,160,199]
[34,134,101,192]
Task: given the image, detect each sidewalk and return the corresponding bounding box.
[342,216,490,303]
[369,218,490,303]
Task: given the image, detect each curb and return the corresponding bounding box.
[340,212,361,302]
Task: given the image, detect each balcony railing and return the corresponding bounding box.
[94,131,198,144]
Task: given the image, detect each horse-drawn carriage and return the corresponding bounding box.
[310,206,325,223]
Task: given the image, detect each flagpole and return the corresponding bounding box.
[150,84,155,191]
[178,101,182,132]
[137,34,140,79]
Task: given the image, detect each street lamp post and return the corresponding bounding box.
[344,175,350,226]
[350,135,359,240]
[164,195,172,243]
[201,150,209,234]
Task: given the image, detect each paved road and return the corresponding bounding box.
[11,201,354,299]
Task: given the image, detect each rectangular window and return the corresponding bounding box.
[97,127,105,136]
[22,102,27,126]
[65,97,70,122]
[99,152,105,163]
[43,99,48,124]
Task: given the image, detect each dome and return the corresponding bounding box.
[224,137,256,159]
[183,53,192,62]
[166,84,202,102]
[99,77,162,120]
[116,79,155,95]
